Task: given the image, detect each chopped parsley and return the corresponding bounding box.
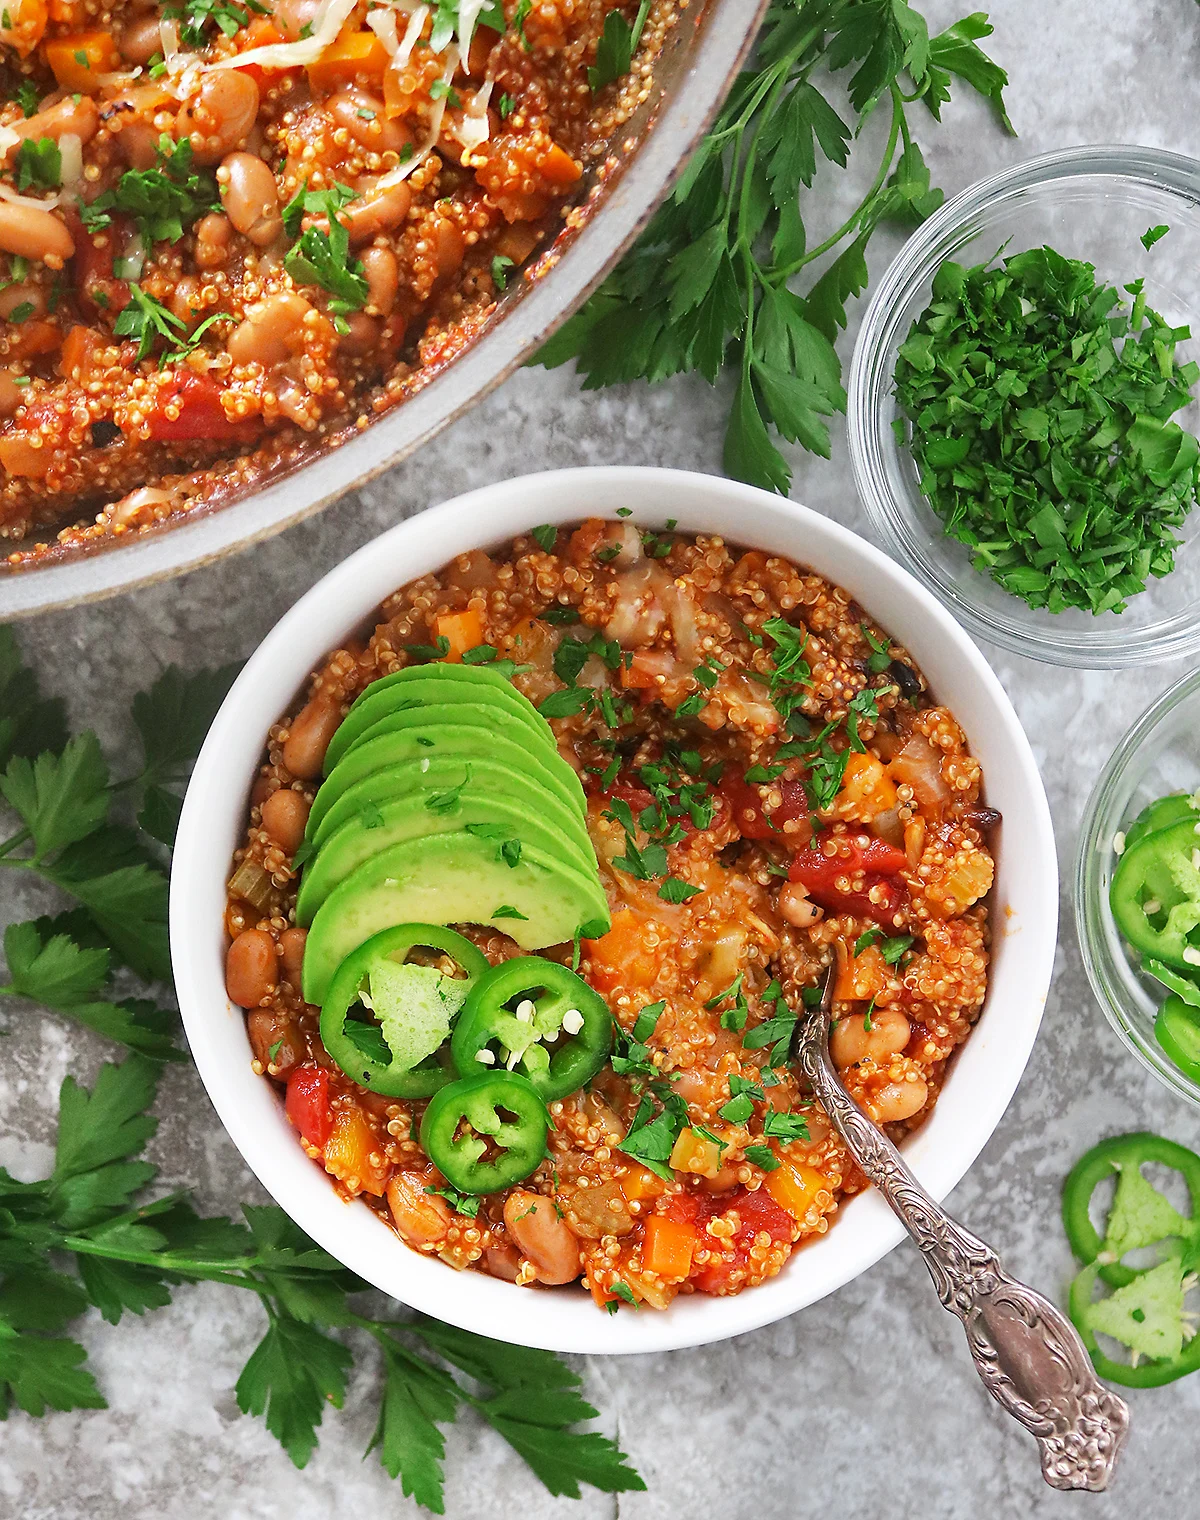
[588,0,651,92]
[425,769,472,814]
[113,286,229,367]
[13,79,39,118]
[492,904,528,920]
[894,245,1200,616]
[860,623,893,673]
[425,1184,481,1218]
[283,183,368,311]
[14,136,60,192]
[162,0,269,48]
[491,253,514,291]
[657,875,701,904]
[84,136,219,246]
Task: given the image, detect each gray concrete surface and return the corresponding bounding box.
[5,2,1200,1514]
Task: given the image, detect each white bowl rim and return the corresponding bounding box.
[170,465,1059,1355]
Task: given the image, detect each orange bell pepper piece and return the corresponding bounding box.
[307,29,388,94]
[765,1157,829,1221]
[45,28,119,92]
[433,607,484,662]
[643,1214,696,1280]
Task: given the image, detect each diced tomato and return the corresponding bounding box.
[789,835,907,923]
[597,774,725,847]
[146,373,258,443]
[285,1065,332,1150]
[684,1185,795,1295]
[70,212,132,317]
[720,769,812,847]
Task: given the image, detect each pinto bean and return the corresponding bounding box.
[387,1171,451,1247]
[504,1190,581,1284]
[340,181,411,246]
[430,214,464,280]
[7,94,98,155]
[0,283,45,319]
[225,928,276,1008]
[246,1007,302,1076]
[227,291,313,369]
[0,370,25,416]
[872,1075,928,1124]
[119,12,163,64]
[337,311,379,357]
[177,70,259,164]
[830,1006,911,1069]
[328,88,412,154]
[261,786,309,853]
[360,244,398,315]
[279,926,307,989]
[281,689,342,778]
[0,203,73,266]
[194,212,232,269]
[117,121,159,170]
[220,151,282,246]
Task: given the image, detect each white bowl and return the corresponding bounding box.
[170,466,1059,1355]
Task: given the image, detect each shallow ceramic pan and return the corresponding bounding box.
[1,1,766,619]
[170,466,1059,1355]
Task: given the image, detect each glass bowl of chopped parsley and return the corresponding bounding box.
[849,145,1200,667]
[1077,666,1200,1107]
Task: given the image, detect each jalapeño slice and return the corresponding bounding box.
[319,923,488,1098]
[451,956,612,1101]
[419,1071,549,1194]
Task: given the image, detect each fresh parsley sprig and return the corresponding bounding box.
[538,2,1013,495]
[0,1055,644,1509]
[0,628,644,1506]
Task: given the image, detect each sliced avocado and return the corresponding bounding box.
[301,832,611,1005]
[325,665,556,776]
[297,781,601,925]
[309,753,595,856]
[323,699,552,783]
[308,724,586,839]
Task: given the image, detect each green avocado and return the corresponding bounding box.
[324,665,556,776]
[301,832,611,1005]
[309,752,595,854]
[307,724,586,839]
[297,779,601,925]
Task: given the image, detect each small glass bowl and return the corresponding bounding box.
[848,145,1200,668]
[1077,667,1200,1107]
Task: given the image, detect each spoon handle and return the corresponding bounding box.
[795,1027,1129,1492]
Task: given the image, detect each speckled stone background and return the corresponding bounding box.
[5,1,1200,1514]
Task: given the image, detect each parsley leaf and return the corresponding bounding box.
[1,733,110,859]
[588,0,651,92]
[88,136,219,246]
[538,0,1013,494]
[284,185,369,310]
[14,136,61,191]
[0,624,67,771]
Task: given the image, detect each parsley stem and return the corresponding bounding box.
[769,85,904,284]
[0,827,29,858]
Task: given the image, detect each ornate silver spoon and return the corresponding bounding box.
[791,966,1129,1492]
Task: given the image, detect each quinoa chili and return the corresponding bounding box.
[0,1,671,562]
[224,519,999,1311]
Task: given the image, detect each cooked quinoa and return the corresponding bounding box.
[0,0,672,564]
[225,519,999,1310]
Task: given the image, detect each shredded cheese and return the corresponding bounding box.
[366,37,456,192]
[209,0,359,71]
[457,76,493,157]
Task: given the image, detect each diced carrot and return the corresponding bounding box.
[45,29,119,92]
[669,1127,723,1179]
[836,751,898,823]
[619,1164,666,1204]
[620,649,670,690]
[765,1157,829,1221]
[835,942,888,1002]
[538,141,582,187]
[434,607,484,662]
[307,29,388,94]
[587,1274,618,1310]
[584,908,660,994]
[59,323,96,380]
[323,1106,390,1196]
[0,0,46,57]
[643,1214,696,1280]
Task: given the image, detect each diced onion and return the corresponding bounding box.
[58,132,83,188]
